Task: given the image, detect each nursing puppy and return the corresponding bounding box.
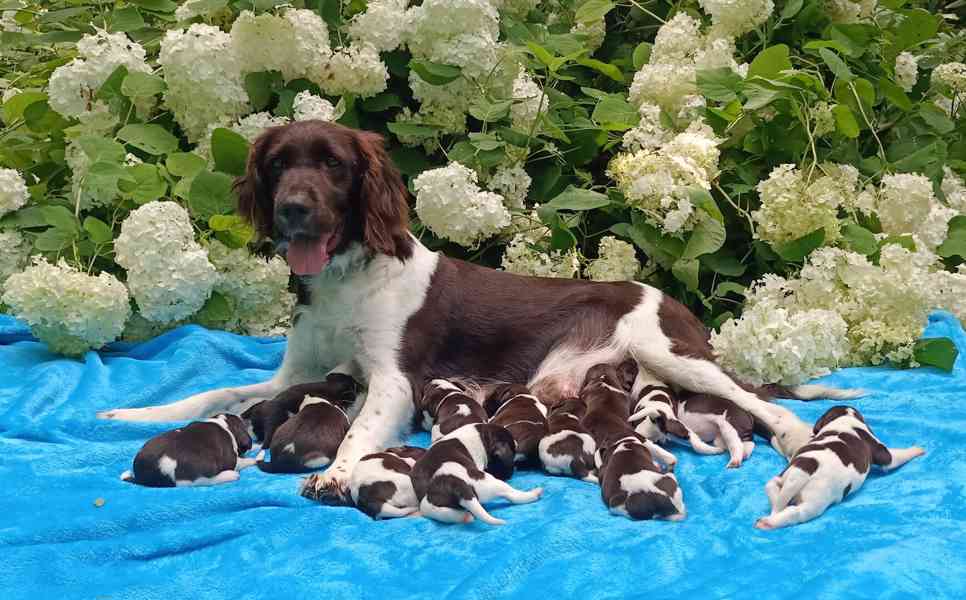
[677,392,755,468]
[121,414,257,487]
[580,363,677,472]
[419,379,488,442]
[628,381,722,455]
[255,394,351,473]
[596,433,686,521]
[538,396,598,483]
[350,446,426,519]
[756,406,924,530]
[411,423,542,526]
[242,374,360,446]
[484,384,548,466]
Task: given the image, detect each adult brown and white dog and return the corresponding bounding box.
[97,121,861,502]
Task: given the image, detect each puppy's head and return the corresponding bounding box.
[323,372,362,404]
[478,424,517,481]
[625,475,682,521]
[483,383,532,417]
[386,446,427,462]
[219,413,253,455]
[241,401,268,443]
[812,405,857,434]
[582,363,623,391]
[616,359,639,393]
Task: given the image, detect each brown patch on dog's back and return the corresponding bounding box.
[658,294,715,361]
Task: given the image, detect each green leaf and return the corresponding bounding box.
[166,152,207,178]
[937,216,966,259]
[819,48,854,81]
[742,83,784,110]
[701,252,746,276]
[689,188,724,223]
[780,0,804,19]
[893,139,946,173]
[841,223,878,255]
[469,99,511,122]
[131,0,177,12]
[33,228,75,252]
[23,101,67,133]
[774,228,826,262]
[189,171,235,220]
[832,104,860,138]
[880,78,913,111]
[211,128,250,177]
[919,103,955,134]
[913,337,958,372]
[714,281,746,298]
[591,96,638,130]
[209,215,253,248]
[697,68,743,103]
[892,9,940,54]
[117,124,179,155]
[547,186,610,210]
[119,164,167,204]
[0,206,48,229]
[77,136,126,164]
[410,60,462,85]
[575,57,623,82]
[747,45,792,80]
[360,92,403,112]
[672,258,700,291]
[834,78,874,118]
[682,213,726,260]
[632,42,652,70]
[39,205,78,232]
[526,42,566,73]
[245,71,283,112]
[2,91,45,124]
[575,0,614,24]
[111,7,144,32]
[121,71,165,98]
[618,220,683,270]
[83,216,114,244]
[386,121,442,138]
[468,132,504,151]
[195,291,233,324]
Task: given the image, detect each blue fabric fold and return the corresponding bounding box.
[1,312,963,599]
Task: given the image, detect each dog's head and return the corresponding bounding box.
[812,405,861,434]
[478,424,517,481]
[483,383,533,418]
[236,120,413,274]
[218,413,254,455]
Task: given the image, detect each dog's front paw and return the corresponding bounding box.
[300,472,350,505]
[754,517,776,530]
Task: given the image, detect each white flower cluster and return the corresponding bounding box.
[585,236,640,282]
[320,43,389,99]
[608,122,720,235]
[697,0,774,38]
[0,229,29,289]
[622,103,673,152]
[510,70,548,131]
[874,173,957,251]
[347,0,412,52]
[414,162,511,247]
[114,202,216,323]
[175,0,217,21]
[752,163,859,245]
[942,167,966,213]
[571,17,606,53]
[160,24,250,142]
[48,29,151,119]
[230,10,331,83]
[0,168,28,217]
[826,0,878,24]
[487,164,532,209]
[501,233,579,278]
[292,91,337,122]
[207,240,295,337]
[933,62,966,95]
[629,13,745,116]
[2,257,130,356]
[895,52,919,92]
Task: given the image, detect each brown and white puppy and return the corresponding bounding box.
[628,377,722,456]
[255,394,351,473]
[484,383,549,466]
[242,374,360,446]
[676,392,755,468]
[421,379,488,442]
[580,363,677,472]
[538,396,598,483]
[756,406,924,530]
[411,423,542,526]
[121,414,257,487]
[349,445,426,519]
[596,434,686,521]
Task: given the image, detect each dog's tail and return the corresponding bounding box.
[120,470,135,483]
[758,383,865,401]
[460,496,506,526]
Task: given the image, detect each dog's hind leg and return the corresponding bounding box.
[880,446,925,471]
[473,473,543,505]
[755,484,831,530]
[98,379,284,422]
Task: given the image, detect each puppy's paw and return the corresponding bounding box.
[754,517,775,530]
[911,447,926,457]
[664,458,677,473]
[300,472,350,505]
[726,457,743,469]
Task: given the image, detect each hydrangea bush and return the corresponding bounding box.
[1,1,965,384]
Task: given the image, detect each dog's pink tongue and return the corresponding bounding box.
[287,237,331,275]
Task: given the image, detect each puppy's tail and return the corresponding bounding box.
[460,496,506,526]
[120,470,135,483]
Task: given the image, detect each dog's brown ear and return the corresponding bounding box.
[666,418,689,439]
[234,131,274,239]
[355,130,413,260]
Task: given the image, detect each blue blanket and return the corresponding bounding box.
[2,312,964,600]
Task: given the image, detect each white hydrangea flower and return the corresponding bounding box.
[347,0,412,52]
[175,0,216,21]
[207,240,295,337]
[292,91,337,122]
[941,166,966,213]
[320,43,389,98]
[895,52,919,92]
[505,208,550,243]
[495,0,542,18]
[115,202,216,323]
[752,163,858,245]
[585,236,640,282]
[414,162,511,247]
[230,10,332,83]
[933,62,966,95]
[698,0,774,37]
[826,0,877,23]
[2,86,21,103]
[651,13,704,64]
[876,173,936,238]
[487,164,532,209]
[0,168,28,217]
[48,29,151,119]
[511,69,547,131]
[812,101,836,136]
[407,0,500,59]
[571,17,606,53]
[160,24,250,142]
[233,112,289,142]
[622,103,673,152]
[2,257,130,356]
[501,233,579,278]
[0,229,29,288]
[629,62,697,114]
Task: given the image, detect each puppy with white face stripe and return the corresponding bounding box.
[484,384,549,466]
[349,445,426,519]
[419,379,488,442]
[120,414,257,487]
[411,423,543,526]
[255,392,353,474]
[628,375,722,456]
[756,406,924,530]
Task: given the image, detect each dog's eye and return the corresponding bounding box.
[325,156,342,168]
[269,158,285,174]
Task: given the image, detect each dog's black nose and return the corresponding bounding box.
[276,201,311,234]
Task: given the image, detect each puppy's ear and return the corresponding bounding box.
[223,414,253,454]
[354,131,412,260]
[813,406,849,434]
[234,130,275,239]
[481,425,516,481]
[665,418,689,439]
